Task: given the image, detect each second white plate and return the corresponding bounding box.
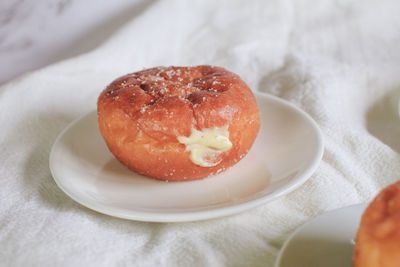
[49,92,324,222]
[275,203,368,267]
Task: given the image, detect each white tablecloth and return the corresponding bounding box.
[1,0,400,266]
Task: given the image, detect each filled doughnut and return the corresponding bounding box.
[97,65,260,181]
[353,181,400,267]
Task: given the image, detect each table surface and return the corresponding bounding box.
[0,0,148,85]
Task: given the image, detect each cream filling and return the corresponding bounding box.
[177,125,232,167]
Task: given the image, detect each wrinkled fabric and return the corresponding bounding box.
[1,0,400,266]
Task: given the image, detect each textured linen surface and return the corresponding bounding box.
[1,0,400,266]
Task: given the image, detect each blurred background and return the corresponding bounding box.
[0,0,151,85]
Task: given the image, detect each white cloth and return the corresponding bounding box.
[1,0,400,266]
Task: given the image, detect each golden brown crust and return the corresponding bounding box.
[97,66,260,181]
[353,181,400,267]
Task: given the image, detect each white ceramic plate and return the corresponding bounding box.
[274,203,368,267]
[49,92,324,222]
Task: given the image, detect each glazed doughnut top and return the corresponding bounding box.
[97,65,260,181]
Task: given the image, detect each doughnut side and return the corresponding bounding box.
[97,66,260,181]
[353,181,400,267]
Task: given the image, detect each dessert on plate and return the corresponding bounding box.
[97,65,260,181]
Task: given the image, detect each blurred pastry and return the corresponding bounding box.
[353,181,400,267]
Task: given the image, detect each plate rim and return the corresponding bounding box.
[49,92,325,222]
[273,203,369,267]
